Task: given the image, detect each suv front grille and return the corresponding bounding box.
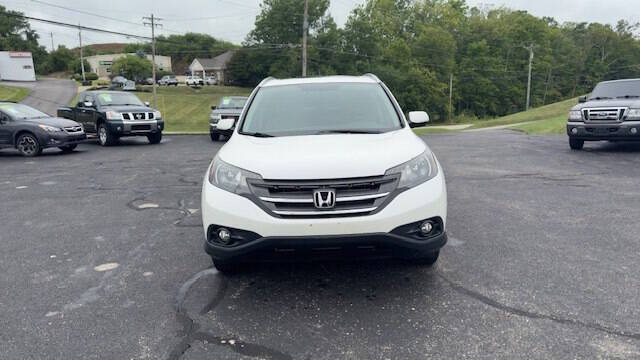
[583,108,627,122]
[248,175,400,218]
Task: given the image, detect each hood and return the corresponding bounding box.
[25,116,80,128]
[211,108,243,116]
[103,105,154,113]
[217,128,427,180]
[572,99,640,111]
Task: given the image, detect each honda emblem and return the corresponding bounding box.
[313,189,336,209]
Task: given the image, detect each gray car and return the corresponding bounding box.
[209,96,248,141]
[567,78,640,149]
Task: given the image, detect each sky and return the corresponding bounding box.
[1,0,638,51]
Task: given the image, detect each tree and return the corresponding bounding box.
[111,55,152,80]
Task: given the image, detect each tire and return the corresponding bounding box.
[210,132,220,142]
[58,144,77,153]
[16,133,42,157]
[98,123,117,146]
[147,132,162,144]
[569,138,584,150]
[212,258,245,275]
[409,250,440,267]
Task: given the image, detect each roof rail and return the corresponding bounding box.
[257,76,276,87]
[362,73,381,82]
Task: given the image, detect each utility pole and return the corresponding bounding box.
[524,43,535,111]
[448,73,453,123]
[50,32,54,52]
[78,24,86,83]
[143,14,163,108]
[302,0,309,77]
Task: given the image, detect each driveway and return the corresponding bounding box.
[1,133,639,359]
[1,78,76,115]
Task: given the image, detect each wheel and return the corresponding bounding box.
[16,133,42,157]
[98,123,117,146]
[212,258,245,274]
[210,132,220,142]
[58,144,77,153]
[409,250,440,267]
[147,131,162,144]
[569,138,584,150]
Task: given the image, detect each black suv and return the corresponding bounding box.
[0,102,86,156]
[58,91,164,146]
[567,79,640,149]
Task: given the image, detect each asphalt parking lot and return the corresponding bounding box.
[2,132,640,359]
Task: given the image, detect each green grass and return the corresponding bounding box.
[511,115,567,134]
[136,86,251,133]
[0,84,31,102]
[413,127,457,135]
[467,97,578,130]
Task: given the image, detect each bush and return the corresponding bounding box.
[85,72,98,81]
[96,80,110,86]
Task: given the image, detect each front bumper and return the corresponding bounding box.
[209,122,234,136]
[107,120,164,136]
[40,132,87,148]
[567,121,640,141]
[201,170,447,262]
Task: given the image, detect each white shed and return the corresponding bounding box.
[0,51,36,82]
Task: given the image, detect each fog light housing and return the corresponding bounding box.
[630,128,638,135]
[571,128,578,134]
[117,126,122,131]
[217,228,231,244]
[420,221,434,235]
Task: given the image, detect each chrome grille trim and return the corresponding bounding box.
[273,207,378,216]
[583,107,628,122]
[248,175,399,218]
[63,126,84,134]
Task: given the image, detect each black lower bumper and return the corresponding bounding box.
[40,133,87,148]
[567,122,640,141]
[204,218,447,262]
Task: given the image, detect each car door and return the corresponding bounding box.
[76,94,97,133]
[0,111,12,146]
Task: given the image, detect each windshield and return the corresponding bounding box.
[0,103,48,120]
[240,83,402,136]
[217,96,247,109]
[589,80,640,99]
[96,93,144,106]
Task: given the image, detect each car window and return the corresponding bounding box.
[0,103,48,120]
[590,80,640,99]
[217,97,247,109]
[96,93,144,106]
[241,83,402,136]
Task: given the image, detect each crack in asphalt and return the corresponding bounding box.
[438,273,640,341]
[167,268,293,360]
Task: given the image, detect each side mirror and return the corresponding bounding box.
[211,105,217,110]
[408,111,430,128]
[144,101,150,106]
[0,115,7,124]
[216,118,235,131]
[83,101,93,108]
[578,95,588,103]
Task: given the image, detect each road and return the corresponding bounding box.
[1,78,76,115]
[1,132,639,359]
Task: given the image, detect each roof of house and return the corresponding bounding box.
[193,51,235,70]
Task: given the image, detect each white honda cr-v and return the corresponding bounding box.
[201,74,447,273]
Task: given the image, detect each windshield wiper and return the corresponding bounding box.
[315,129,383,135]
[616,95,640,99]
[589,96,613,100]
[243,132,275,138]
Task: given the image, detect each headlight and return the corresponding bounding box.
[626,109,640,120]
[106,111,122,120]
[153,110,162,119]
[38,124,62,132]
[385,150,439,188]
[208,157,261,194]
[568,110,582,121]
